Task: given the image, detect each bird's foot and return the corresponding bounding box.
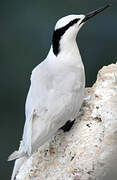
[61,120,75,132]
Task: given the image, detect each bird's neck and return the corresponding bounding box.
[59,38,79,55]
[48,38,82,64]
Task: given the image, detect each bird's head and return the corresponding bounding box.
[52,4,111,56]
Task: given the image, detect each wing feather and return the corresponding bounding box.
[22,62,85,155]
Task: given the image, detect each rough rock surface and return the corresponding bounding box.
[16,63,117,180]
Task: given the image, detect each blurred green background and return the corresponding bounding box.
[0,0,117,179]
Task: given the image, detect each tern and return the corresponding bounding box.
[8,4,110,180]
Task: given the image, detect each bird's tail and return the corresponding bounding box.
[10,156,27,180]
[8,148,27,180]
[8,150,25,161]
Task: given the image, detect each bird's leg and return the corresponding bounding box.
[60,120,75,132]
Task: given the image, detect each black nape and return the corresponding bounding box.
[61,120,75,132]
[52,18,80,56]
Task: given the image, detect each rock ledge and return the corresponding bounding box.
[17,63,117,180]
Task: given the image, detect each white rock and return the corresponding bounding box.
[16,63,117,180]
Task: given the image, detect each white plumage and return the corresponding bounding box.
[8,5,110,180]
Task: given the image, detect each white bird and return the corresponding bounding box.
[8,4,110,180]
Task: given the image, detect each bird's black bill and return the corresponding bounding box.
[81,4,111,24]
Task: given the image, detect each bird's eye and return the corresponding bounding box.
[69,18,80,26]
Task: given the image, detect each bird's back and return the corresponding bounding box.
[23,51,85,154]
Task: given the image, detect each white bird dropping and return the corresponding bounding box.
[8,4,110,180]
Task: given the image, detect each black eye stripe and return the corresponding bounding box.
[52,18,80,56]
[65,18,80,29]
